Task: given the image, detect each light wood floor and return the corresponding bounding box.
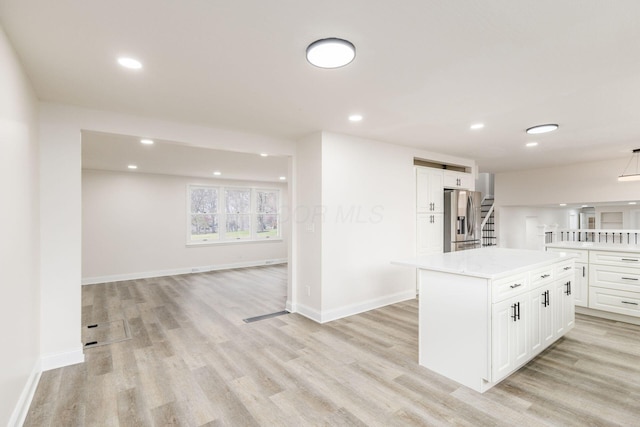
[25,265,640,426]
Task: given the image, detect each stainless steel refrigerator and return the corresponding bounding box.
[444,189,482,252]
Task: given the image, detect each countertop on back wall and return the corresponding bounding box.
[546,241,640,253]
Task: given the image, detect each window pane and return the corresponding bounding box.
[191,188,217,213]
[226,214,251,239]
[256,214,278,238]
[191,214,219,240]
[225,189,250,214]
[257,191,278,213]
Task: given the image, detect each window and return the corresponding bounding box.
[256,189,279,239]
[189,186,219,242]
[187,185,280,244]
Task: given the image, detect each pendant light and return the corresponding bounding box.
[618,149,640,182]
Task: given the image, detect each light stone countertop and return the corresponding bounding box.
[545,241,640,253]
[393,247,571,280]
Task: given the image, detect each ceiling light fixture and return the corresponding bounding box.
[526,142,539,147]
[470,123,484,130]
[526,124,558,134]
[306,38,355,69]
[213,171,222,176]
[618,149,640,182]
[279,176,286,181]
[127,164,138,169]
[260,153,268,157]
[559,203,567,207]
[117,57,142,69]
[630,202,637,205]
[140,139,154,145]
[349,114,363,122]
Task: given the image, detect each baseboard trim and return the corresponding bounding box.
[576,306,640,326]
[320,289,416,323]
[82,258,288,285]
[41,347,85,371]
[8,359,41,427]
[293,302,322,323]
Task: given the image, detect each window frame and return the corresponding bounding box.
[186,184,282,246]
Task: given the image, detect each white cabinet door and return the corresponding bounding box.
[443,170,475,191]
[417,213,443,255]
[491,295,529,382]
[554,279,575,336]
[529,286,554,355]
[416,167,444,213]
[574,262,588,307]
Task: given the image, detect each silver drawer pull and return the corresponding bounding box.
[540,274,550,279]
[621,301,639,306]
[621,258,639,262]
[510,283,522,289]
[621,277,639,281]
[563,266,571,270]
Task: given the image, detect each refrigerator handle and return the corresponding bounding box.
[467,194,475,235]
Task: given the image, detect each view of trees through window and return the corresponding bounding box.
[188,185,280,243]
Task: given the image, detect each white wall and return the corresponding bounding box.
[495,158,640,249]
[495,157,640,206]
[82,170,287,282]
[0,26,41,426]
[497,206,578,250]
[293,133,323,318]
[296,132,476,322]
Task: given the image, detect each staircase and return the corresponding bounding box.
[480,196,496,247]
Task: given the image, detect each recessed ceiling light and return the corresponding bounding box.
[630,202,637,205]
[349,114,363,122]
[260,153,268,157]
[279,176,286,180]
[306,38,355,69]
[213,171,222,176]
[581,205,588,208]
[526,142,539,147]
[470,123,484,130]
[117,57,142,69]
[140,139,154,145]
[128,164,138,169]
[526,124,558,134]
[559,203,567,207]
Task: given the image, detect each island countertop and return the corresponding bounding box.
[394,247,572,279]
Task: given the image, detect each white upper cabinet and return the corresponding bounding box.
[443,170,475,190]
[416,167,444,213]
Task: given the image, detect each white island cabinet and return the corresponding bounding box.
[394,247,575,393]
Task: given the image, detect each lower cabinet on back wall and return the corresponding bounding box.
[416,213,443,255]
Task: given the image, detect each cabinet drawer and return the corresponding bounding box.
[589,264,640,292]
[589,287,640,317]
[589,251,640,267]
[530,265,554,288]
[546,247,589,263]
[492,273,529,302]
[554,261,575,279]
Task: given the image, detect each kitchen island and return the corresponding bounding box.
[394,247,575,392]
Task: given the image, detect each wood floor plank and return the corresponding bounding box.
[24,265,640,426]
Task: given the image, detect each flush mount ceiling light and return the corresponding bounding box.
[526,142,539,147]
[526,124,558,134]
[470,123,484,130]
[306,38,355,69]
[618,148,640,182]
[117,57,142,69]
[127,164,138,169]
[349,114,363,122]
[140,139,154,145]
[213,171,222,176]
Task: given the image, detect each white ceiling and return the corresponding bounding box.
[2,0,640,173]
[82,131,288,182]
